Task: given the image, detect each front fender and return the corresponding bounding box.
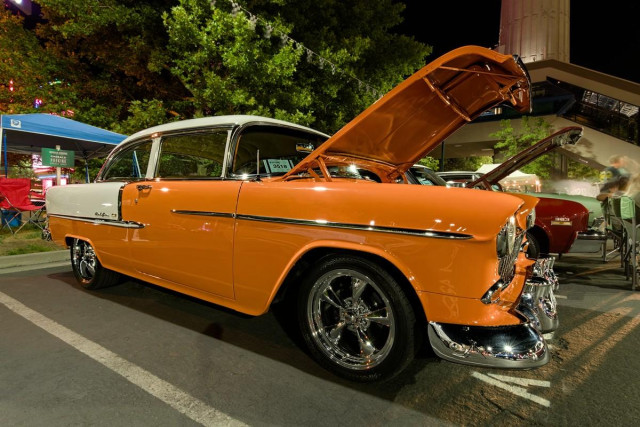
[263,239,422,309]
[535,197,589,253]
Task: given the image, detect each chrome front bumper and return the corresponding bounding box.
[518,256,559,333]
[427,256,559,369]
[428,318,548,368]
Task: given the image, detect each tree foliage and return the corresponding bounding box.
[443,156,493,172]
[490,117,600,180]
[417,156,440,171]
[490,116,554,179]
[163,0,430,132]
[2,0,431,137]
[567,158,599,180]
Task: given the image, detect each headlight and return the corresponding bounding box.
[497,215,517,257]
[526,209,536,230]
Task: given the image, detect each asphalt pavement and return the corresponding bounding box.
[1,250,638,426]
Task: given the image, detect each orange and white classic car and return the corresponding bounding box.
[46,46,558,381]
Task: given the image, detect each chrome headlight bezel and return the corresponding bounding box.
[497,215,517,257]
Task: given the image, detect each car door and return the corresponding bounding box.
[121,128,240,299]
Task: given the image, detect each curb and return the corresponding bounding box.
[0,250,68,270]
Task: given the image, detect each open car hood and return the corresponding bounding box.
[466,126,583,187]
[283,46,531,180]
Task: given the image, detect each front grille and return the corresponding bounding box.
[498,232,524,283]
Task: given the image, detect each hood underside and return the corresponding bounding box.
[284,46,532,181]
[466,126,583,187]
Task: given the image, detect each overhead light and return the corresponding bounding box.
[9,0,32,15]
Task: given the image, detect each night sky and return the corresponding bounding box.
[397,0,640,84]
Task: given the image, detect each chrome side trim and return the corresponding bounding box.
[236,214,472,239]
[171,210,235,219]
[428,321,549,369]
[48,214,145,229]
[167,210,472,238]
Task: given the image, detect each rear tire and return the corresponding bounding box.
[70,238,121,290]
[297,254,417,382]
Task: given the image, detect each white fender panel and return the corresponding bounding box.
[46,182,126,220]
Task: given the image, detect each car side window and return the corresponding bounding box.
[101,140,153,181]
[232,126,327,177]
[157,130,228,178]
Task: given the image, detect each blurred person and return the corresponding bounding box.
[597,155,631,202]
[600,155,630,184]
[625,174,640,207]
[597,175,630,201]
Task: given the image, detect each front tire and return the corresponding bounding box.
[297,255,417,382]
[70,238,121,290]
[526,231,541,259]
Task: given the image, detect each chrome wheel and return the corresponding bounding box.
[307,268,395,370]
[72,239,97,281]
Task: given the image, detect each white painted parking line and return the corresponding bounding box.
[0,291,246,427]
[472,371,551,407]
[485,373,551,388]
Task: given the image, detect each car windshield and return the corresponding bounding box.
[231,125,328,177]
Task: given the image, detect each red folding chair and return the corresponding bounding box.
[0,178,46,234]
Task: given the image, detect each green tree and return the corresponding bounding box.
[2,1,430,135]
[0,8,74,115]
[71,158,106,183]
[443,156,493,172]
[490,116,554,178]
[417,156,440,171]
[163,0,431,132]
[567,158,599,180]
[1,0,184,128]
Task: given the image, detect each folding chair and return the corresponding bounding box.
[620,196,639,289]
[605,197,626,265]
[0,178,46,234]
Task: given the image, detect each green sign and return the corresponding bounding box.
[41,148,75,167]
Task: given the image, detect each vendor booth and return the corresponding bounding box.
[0,114,127,181]
[475,163,541,192]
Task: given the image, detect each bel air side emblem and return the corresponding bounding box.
[95,211,109,218]
[550,217,572,226]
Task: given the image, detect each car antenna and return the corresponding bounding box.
[256,149,261,182]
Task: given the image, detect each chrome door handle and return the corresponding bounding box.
[137,184,152,191]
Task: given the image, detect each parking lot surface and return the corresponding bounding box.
[1,252,639,426]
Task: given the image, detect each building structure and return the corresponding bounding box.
[434,0,640,174]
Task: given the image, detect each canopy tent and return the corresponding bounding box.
[476,163,537,178]
[476,163,540,192]
[0,114,127,178]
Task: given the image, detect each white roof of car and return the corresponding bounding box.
[123,115,328,143]
[437,171,477,176]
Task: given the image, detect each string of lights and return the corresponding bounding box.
[211,0,383,98]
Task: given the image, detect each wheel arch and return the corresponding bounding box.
[270,245,428,329]
[64,234,107,266]
[528,225,550,255]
